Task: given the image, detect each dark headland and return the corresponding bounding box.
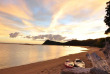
[43,37,110,48]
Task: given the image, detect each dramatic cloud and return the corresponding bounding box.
[0,0,32,20]
[9,32,20,38]
[48,0,108,29]
[30,34,66,41]
[0,22,20,37]
[25,35,31,39]
[9,32,66,41]
[0,0,109,44]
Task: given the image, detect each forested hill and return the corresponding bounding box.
[43,37,110,48]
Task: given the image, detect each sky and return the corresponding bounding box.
[0,0,109,44]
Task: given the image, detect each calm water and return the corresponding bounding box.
[0,44,88,69]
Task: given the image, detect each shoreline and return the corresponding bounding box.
[0,46,104,74]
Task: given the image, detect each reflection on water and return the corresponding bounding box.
[0,44,88,69]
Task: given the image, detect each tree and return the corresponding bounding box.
[104,1,110,34]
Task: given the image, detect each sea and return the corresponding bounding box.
[0,43,88,69]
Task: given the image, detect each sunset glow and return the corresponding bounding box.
[0,0,109,44]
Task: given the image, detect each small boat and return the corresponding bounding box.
[64,59,74,68]
[74,59,85,68]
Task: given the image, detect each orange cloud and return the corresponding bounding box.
[22,20,46,35]
[0,0,109,43]
[22,20,34,27]
[48,0,109,29]
[0,23,19,37]
[0,0,32,20]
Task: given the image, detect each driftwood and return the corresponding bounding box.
[90,67,108,74]
[86,53,110,72]
[61,67,108,74]
[61,42,110,74]
[61,67,91,74]
[61,52,110,74]
[102,42,110,66]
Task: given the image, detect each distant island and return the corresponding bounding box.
[43,37,110,48]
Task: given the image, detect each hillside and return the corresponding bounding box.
[43,40,63,45]
[43,37,110,48]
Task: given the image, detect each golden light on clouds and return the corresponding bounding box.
[0,0,109,44]
[0,23,19,37]
[49,0,108,28]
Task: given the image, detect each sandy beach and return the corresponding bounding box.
[0,46,104,74]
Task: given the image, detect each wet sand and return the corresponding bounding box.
[0,46,104,74]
